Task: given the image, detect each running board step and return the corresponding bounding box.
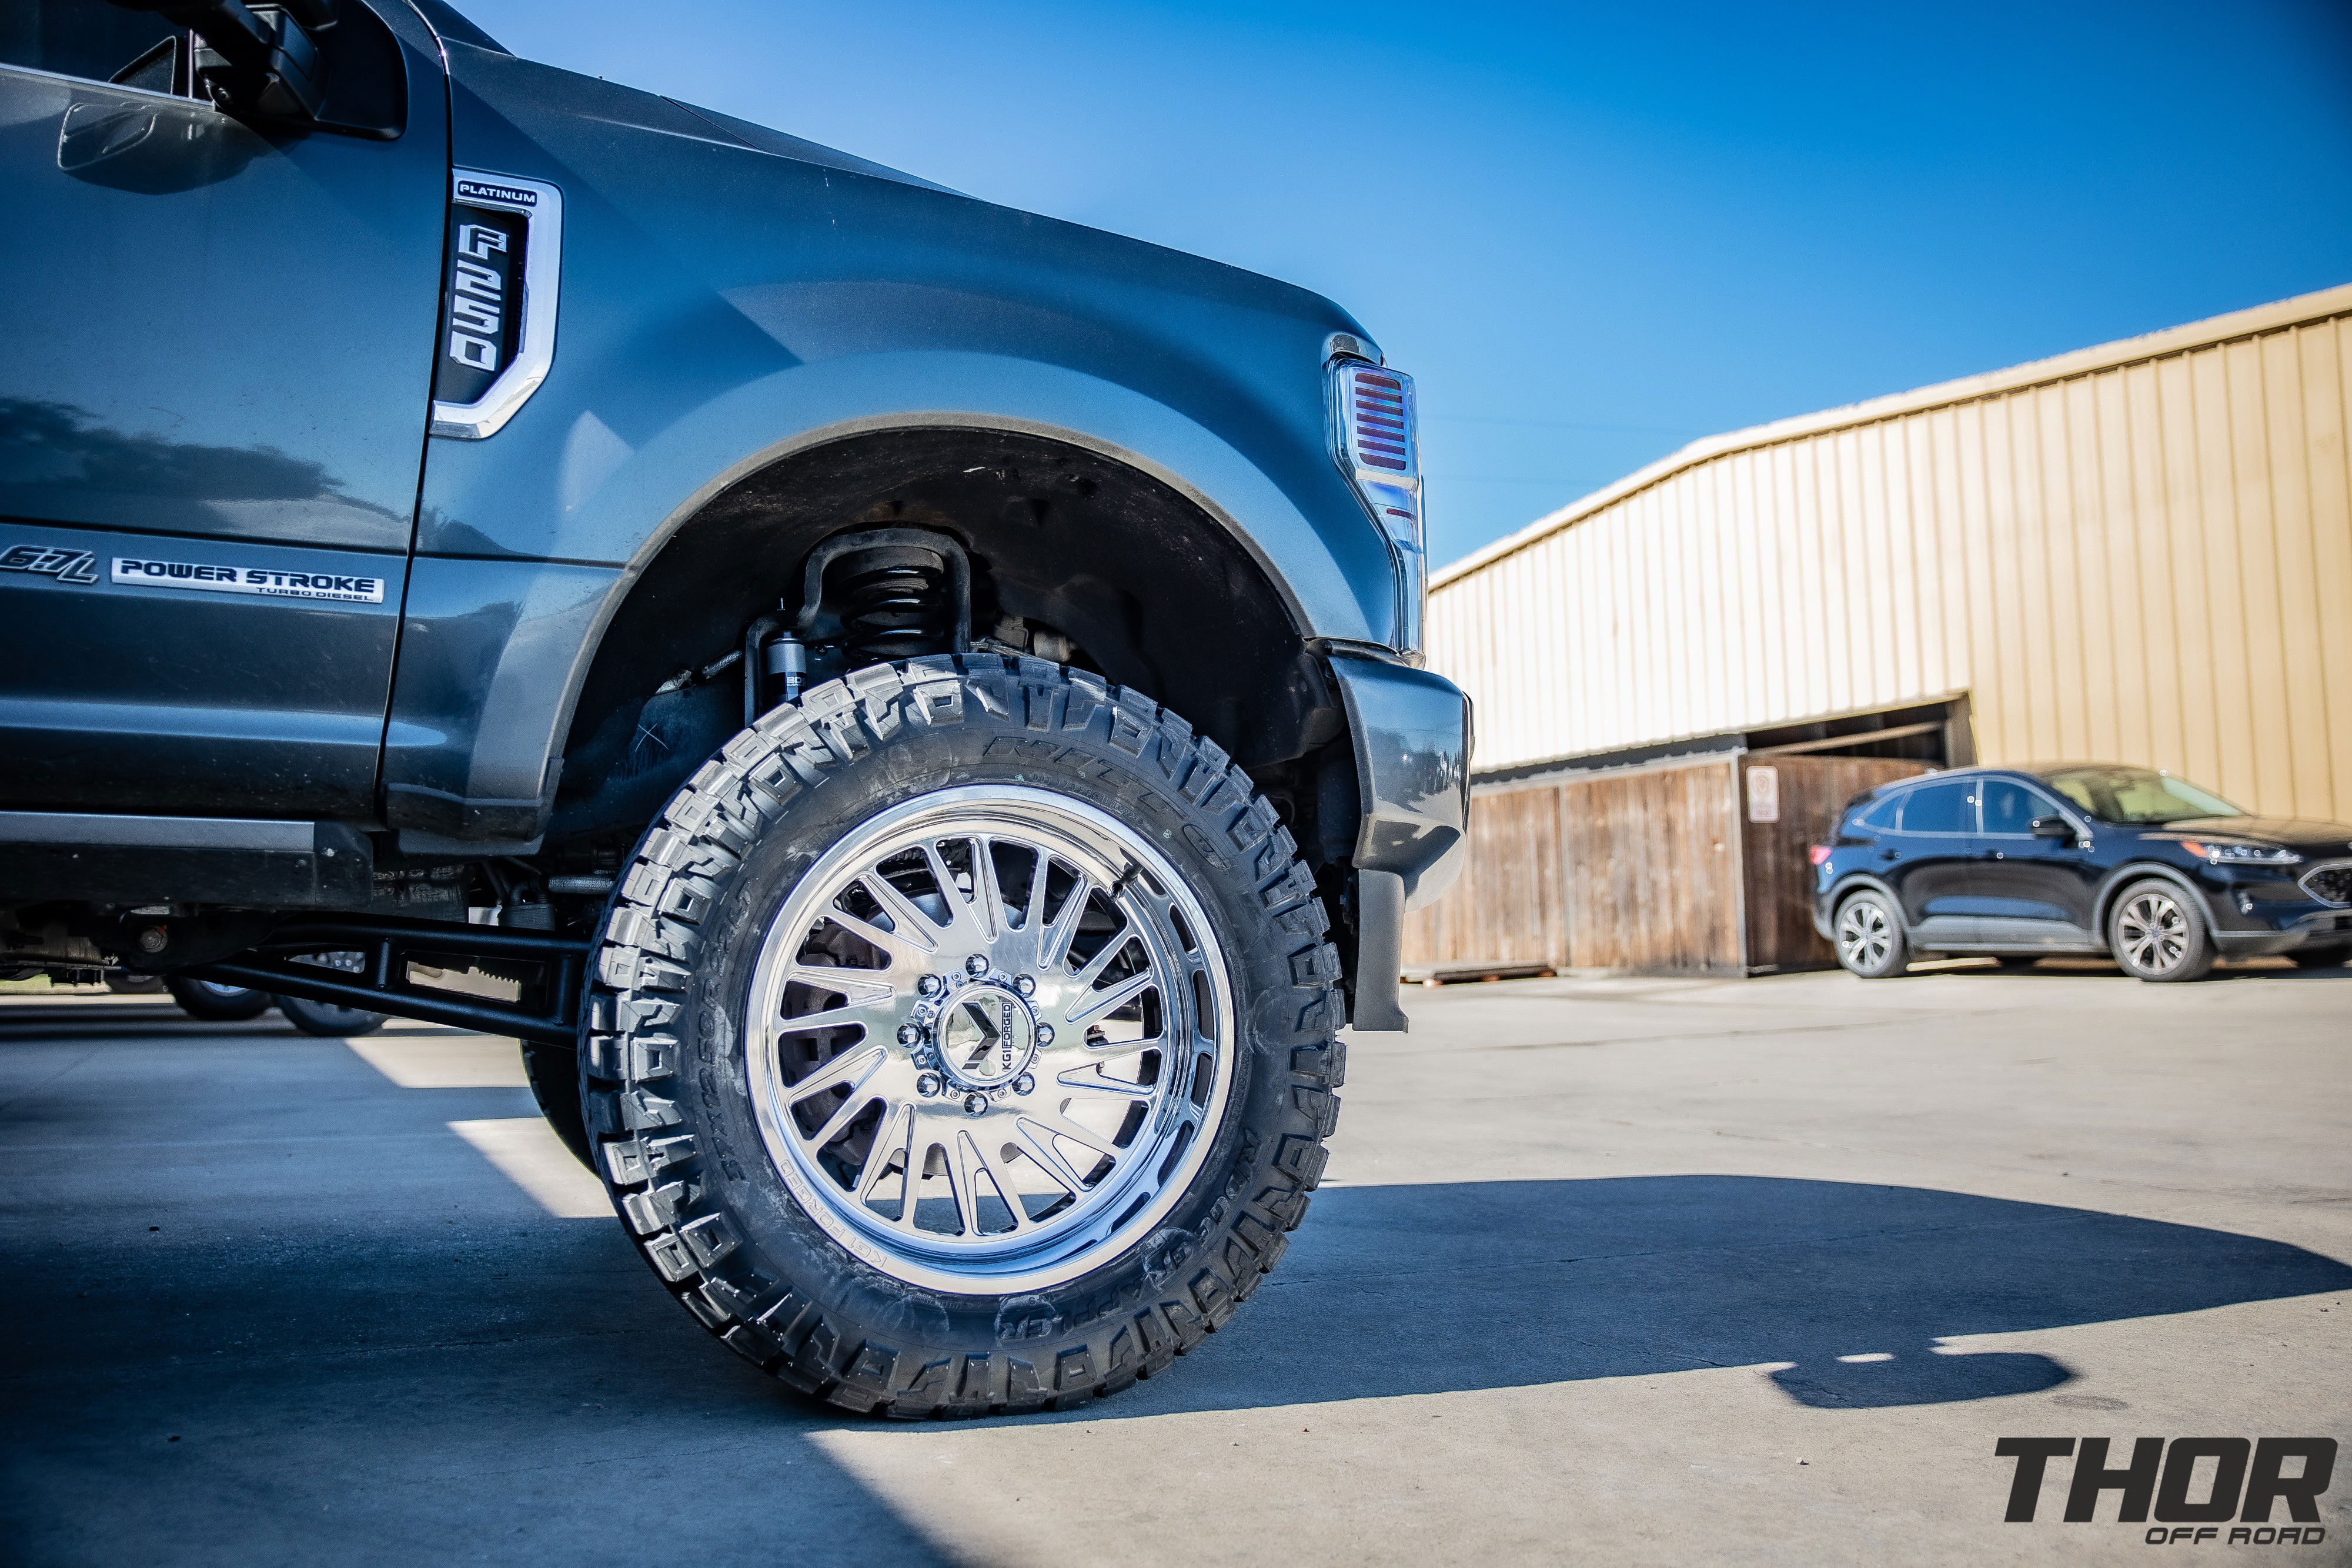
[0,811,372,907]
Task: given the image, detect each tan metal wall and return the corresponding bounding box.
[1428,285,2352,823]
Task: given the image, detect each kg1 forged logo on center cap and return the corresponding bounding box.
[938,984,1036,1088]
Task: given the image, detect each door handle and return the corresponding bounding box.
[1879,849,1900,862]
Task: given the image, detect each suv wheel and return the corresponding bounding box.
[1833,890,1909,978]
[2108,878,2215,982]
[584,657,1343,1417]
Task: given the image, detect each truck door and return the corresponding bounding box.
[0,1,447,819]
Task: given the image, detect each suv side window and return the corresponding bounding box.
[0,3,183,89]
[1853,793,1901,831]
[1981,779,2062,837]
[1897,780,1975,835]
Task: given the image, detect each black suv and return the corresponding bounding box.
[1812,765,2352,982]
[0,0,1469,1416]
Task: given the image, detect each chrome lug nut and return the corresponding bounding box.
[897,1024,921,1046]
[1012,1072,1035,1096]
[963,1092,989,1116]
[917,974,942,996]
[915,1071,943,1098]
[1013,974,1035,997]
[965,954,989,976]
[1034,1024,1054,1046]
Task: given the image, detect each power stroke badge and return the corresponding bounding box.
[111,557,385,604]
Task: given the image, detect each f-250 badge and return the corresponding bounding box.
[0,544,99,584]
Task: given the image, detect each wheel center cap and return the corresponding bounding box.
[933,982,1037,1089]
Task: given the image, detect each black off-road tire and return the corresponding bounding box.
[582,656,1344,1417]
[165,976,273,1022]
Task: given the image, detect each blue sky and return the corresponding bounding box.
[463,0,2352,567]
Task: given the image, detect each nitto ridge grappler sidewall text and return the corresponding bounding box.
[581,656,1345,1417]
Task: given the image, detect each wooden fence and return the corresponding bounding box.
[1401,753,1928,975]
[1739,754,1930,968]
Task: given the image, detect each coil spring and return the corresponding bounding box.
[838,546,954,663]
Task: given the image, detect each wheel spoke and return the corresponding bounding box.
[784,963,898,1011]
[822,904,932,963]
[1037,872,1093,971]
[1024,847,1055,933]
[1010,1121,1092,1193]
[975,1139,1028,1232]
[1067,967,1154,1027]
[1053,1068,1154,1101]
[854,1102,913,1205]
[1017,1108,1121,1161]
[966,837,1007,942]
[921,842,987,944]
[804,1078,887,1150]
[858,873,948,948]
[776,999,897,1041]
[950,1129,988,1236]
[1070,923,1136,990]
[785,1042,888,1108]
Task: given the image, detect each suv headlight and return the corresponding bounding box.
[2179,839,2303,867]
[1329,355,1425,660]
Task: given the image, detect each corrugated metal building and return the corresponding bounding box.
[1406,284,2352,973]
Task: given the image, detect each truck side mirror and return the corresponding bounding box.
[105,0,337,122]
[2029,817,2074,840]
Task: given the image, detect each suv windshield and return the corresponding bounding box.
[2037,765,2244,824]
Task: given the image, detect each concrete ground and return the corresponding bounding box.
[2,958,2347,1567]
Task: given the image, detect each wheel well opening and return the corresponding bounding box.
[550,427,1348,853]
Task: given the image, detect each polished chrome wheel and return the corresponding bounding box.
[747,785,1234,1294]
[1837,898,1892,969]
[2116,888,2189,974]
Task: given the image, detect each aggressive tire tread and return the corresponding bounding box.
[581,655,1343,1418]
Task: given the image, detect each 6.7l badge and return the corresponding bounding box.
[0,543,99,584]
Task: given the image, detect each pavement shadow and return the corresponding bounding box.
[0,1031,955,1568]
[1073,1175,2352,1418]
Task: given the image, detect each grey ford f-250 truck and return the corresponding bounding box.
[0,0,1468,1415]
